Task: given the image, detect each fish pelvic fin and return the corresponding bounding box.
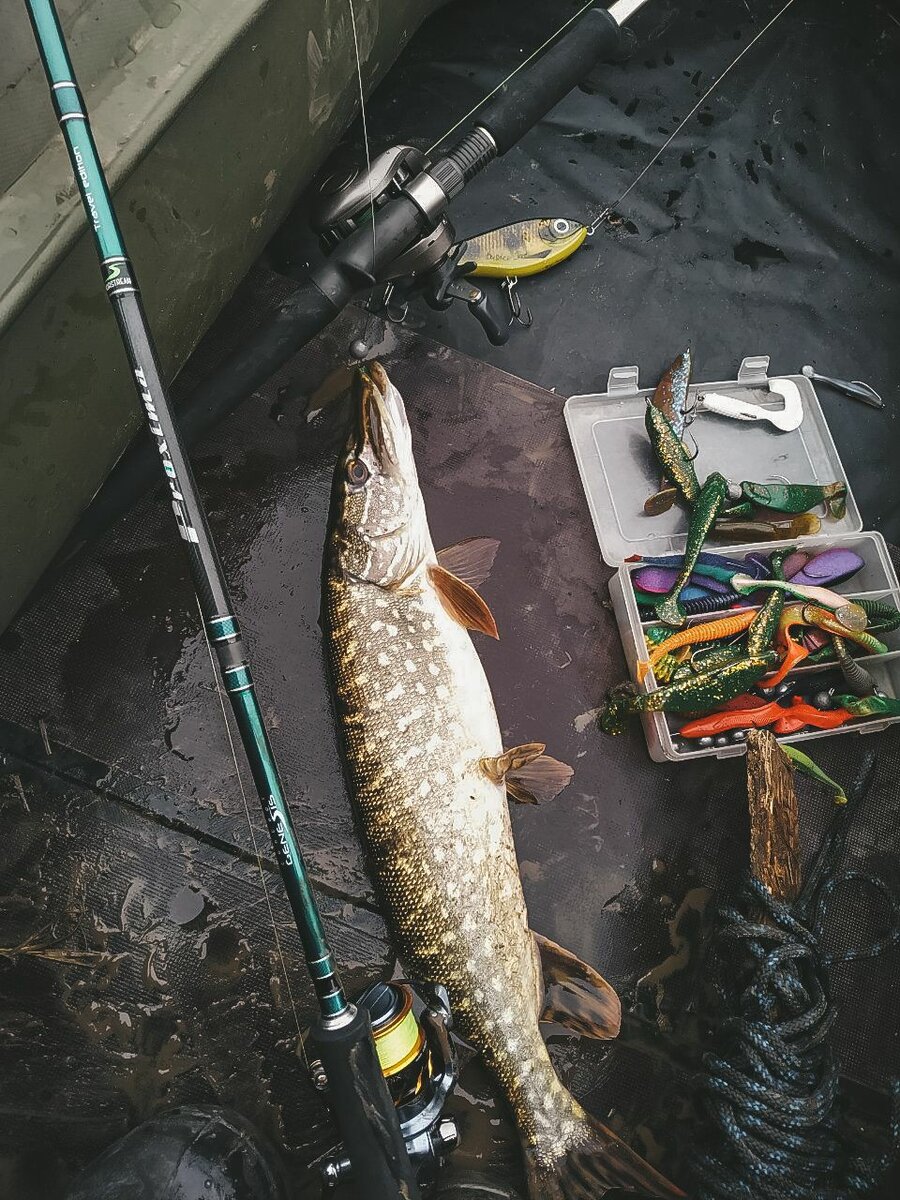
[481,744,573,803]
[506,755,573,805]
[428,563,499,639]
[436,536,500,588]
[480,742,545,783]
[524,1110,685,1199]
[533,931,621,1040]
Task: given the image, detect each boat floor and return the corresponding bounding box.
[2,0,900,1195]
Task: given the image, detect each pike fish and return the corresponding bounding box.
[324,364,681,1199]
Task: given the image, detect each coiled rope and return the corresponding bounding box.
[687,760,900,1199]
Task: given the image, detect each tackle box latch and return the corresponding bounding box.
[736,355,770,384]
[607,365,640,393]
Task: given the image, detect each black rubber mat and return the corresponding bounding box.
[1,273,898,1196]
[3,0,900,1194]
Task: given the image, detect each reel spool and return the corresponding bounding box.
[315,980,459,1187]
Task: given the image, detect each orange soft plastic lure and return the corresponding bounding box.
[640,608,757,682]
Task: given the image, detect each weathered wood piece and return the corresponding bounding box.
[746,728,802,903]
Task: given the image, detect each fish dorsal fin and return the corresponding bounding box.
[480,742,545,784]
[505,754,573,805]
[428,563,499,639]
[436,537,500,589]
[533,931,621,1039]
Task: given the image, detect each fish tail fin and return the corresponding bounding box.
[523,1110,684,1199]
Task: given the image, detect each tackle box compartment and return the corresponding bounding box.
[564,355,900,762]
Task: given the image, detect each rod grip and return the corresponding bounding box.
[475,6,622,156]
[310,1006,422,1200]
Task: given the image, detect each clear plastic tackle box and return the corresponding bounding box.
[564,355,900,762]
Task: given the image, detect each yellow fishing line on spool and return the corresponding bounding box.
[371,986,425,1075]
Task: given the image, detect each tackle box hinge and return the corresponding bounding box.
[607,365,640,393]
[737,355,770,384]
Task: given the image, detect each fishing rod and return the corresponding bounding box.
[23,1,647,1188]
[44,0,653,577]
[23,3,422,1196]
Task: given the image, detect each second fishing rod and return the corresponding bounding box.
[22,2,421,1196]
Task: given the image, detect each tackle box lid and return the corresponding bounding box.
[563,354,862,568]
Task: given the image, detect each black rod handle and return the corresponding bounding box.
[311,1006,422,1200]
[474,6,622,156]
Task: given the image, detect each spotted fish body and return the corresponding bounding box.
[324,364,681,1199]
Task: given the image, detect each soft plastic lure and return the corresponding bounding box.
[764,604,888,688]
[460,218,587,278]
[710,514,822,541]
[745,547,791,656]
[600,653,778,735]
[731,575,868,630]
[656,472,731,626]
[643,401,700,512]
[831,635,877,696]
[740,480,847,521]
[639,606,757,682]
[836,694,900,719]
[644,349,693,514]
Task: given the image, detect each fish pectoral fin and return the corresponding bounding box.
[533,931,622,1039]
[427,564,499,639]
[505,754,573,805]
[480,742,545,784]
[436,537,500,589]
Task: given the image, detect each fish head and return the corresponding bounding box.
[329,363,431,587]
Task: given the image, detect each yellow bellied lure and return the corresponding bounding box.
[460,217,587,277]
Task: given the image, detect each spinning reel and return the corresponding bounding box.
[312,145,512,346]
[312,980,460,1187]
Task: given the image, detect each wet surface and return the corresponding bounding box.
[2,283,899,1195]
[3,0,900,1194]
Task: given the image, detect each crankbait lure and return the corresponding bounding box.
[639,607,757,682]
[460,218,587,278]
[600,653,778,735]
[656,472,731,626]
[739,480,848,520]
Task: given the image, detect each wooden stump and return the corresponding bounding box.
[746,728,801,903]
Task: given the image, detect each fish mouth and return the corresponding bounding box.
[354,361,410,473]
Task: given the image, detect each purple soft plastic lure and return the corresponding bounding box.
[789,547,864,587]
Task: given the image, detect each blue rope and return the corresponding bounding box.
[687,874,900,1199]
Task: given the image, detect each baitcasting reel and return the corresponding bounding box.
[311,146,511,346]
[311,979,460,1187]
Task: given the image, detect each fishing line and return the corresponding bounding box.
[426,0,597,154]
[347,0,380,352]
[198,601,307,1061]
[587,0,799,233]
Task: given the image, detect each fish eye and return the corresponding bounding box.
[346,458,370,488]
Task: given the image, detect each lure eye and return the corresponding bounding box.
[346,458,370,488]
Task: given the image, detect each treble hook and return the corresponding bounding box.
[501,276,533,328]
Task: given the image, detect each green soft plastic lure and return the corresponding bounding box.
[745,547,791,656]
[655,472,730,627]
[599,652,778,735]
[835,694,900,720]
[781,745,849,805]
[643,403,700,512]
[740,480,847,520]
